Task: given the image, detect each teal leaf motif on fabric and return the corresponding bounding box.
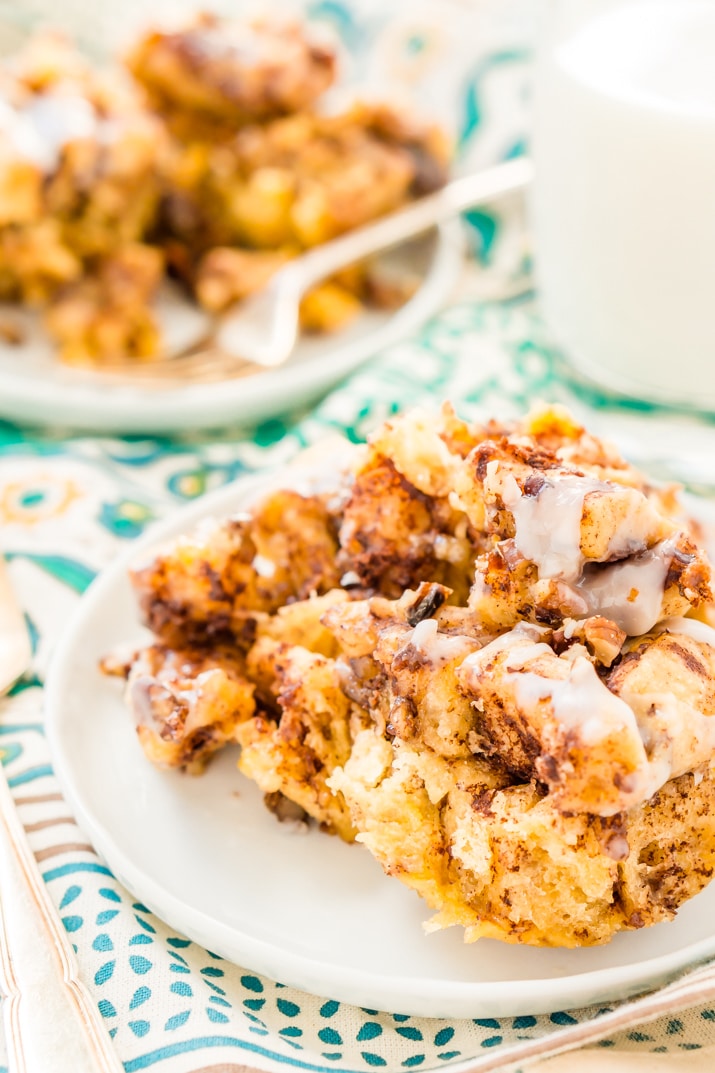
[99,888,121,902]
[357,1024,383,1042]
[320,1000,340,1018]
[96,910,118,925]
[94,961,115,986]
[667,1020,684,1035]
[254,418,288,447]
[206,1008,229,1024]
[128,1020,150,1038]
[321,1053,343,1062]
[481,1037,503,1048]
[434,1028,454,1046]
[132,902,150,913]
[170,981,193,997]
[513,1017,537,1030]
[129,934,153,946]
[129,987,151,1010]
[392,1015,410,1023]
[550,1013,578,1026]
[396,1027,422,1041]
[165,1011,190,1031]
[59,885,81,909]
[200,966,224,977]
[244,1012,266,1027]
[277,999,300,1017]
[134,915,156,933]
[474,1019,500,1029]
[92,934,113,951]
[402,1056,425,1067]
[241,974,263,992]
[209,996,231,1008]
[244,998,265,1011]
[438,1053,461,1061]
[167,937,191,948]
[361,1053,387,1066]
[61,915,83,932]
[319,1028,342,1046]
[98,1000,116,1018]
[129,955,152,975]
[280,1026,302,1037]
[169,963,190,974]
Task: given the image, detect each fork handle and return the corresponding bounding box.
[0,764,123,1073]
[288,155,533,291]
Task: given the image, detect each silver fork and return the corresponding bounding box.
[0,557,123,1073]
[99,156,533,384]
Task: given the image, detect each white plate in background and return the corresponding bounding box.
[0,224,463,435]
[44,464,715,1019]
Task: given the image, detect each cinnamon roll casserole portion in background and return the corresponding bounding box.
[0,14,449,363]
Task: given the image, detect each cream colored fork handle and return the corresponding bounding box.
[0,764,123,1073]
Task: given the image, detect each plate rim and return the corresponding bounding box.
[44,468,715,1019]
[0,222,464,435]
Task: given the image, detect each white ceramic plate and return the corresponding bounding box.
[44,466,715,1019]
[0,224,462,435]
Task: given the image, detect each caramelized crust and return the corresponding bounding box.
[103,642,255,773]
[130,489,341,647]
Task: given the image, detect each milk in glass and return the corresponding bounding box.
[532,1,715,406]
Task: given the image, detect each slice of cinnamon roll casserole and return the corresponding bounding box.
[105,404,715,947]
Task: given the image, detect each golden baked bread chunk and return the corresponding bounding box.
[111,403,715,946]
[127,14,337,140]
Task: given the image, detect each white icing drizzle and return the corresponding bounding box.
[487,467,669,598]
[407,618,475,668]
[574,537,676,635]
[252,554,276,578]
[458,620,715,815]
[513,655,639,748]
[494,471,606,582]
[655,616,715,648]
[0,92,98,172]
[459,621,552,677]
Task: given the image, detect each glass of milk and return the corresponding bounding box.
[531,0,715,408]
